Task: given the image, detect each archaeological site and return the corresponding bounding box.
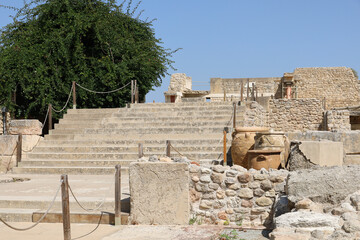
[1,66,360,239]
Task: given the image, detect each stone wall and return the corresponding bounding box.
[243,102,268,127]
[268,99,324,132]
[294,67,360,109]
[168,73,192,92]
[189,164,288,228]
[326,110,351,132]
[210,77,281,98]
[0,112,11,135]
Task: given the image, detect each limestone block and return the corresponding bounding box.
[298,141,343,166]
[0,155,16,173]
[129,162,189,225]
[286,166,360,205]
[22,135,43,152]
[8,120,42,135]
[0,135,18,155]
[274,212,340,229]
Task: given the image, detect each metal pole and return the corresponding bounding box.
[72,81,76,109]
[48,104,53,130]
[166,140,171,157]
[233,102,236,129]
[115,165,122,226]
[131,80,134,104]
[138,143,143,158]
[16,134,22,167]
[223,130,227,166]
[61,175,71,240]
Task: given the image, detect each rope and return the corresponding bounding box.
[21,136,42,153]
[0,180,62,231]
[51,84,73,113]
[41,105,50,130]
[68,180,114,212]
[71,212,104,240]
[76,82,131,94]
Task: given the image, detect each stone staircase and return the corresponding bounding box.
[13,102,247,175]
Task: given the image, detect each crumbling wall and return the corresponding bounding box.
[243,101,268,127]
[168,73,192,92]
[268,99,324,132]
[189,164,288,228]
[294,67,360,109]
[326,110,351,132]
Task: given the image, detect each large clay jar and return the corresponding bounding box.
[247,150,282,170]
[231,127,269,168]
[254,132,290,168]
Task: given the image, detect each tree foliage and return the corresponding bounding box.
[0,0,176,119]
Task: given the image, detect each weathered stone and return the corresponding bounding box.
[213,200,225,209]
[260,180,273,191]
[274,182,285,192]
[129,162,189,224]
[226,170,238,177]
[159,157,172,162]
[256,197,273,206]
[238,188,253,199]
[350,194,360,210]
[212,165,225,173]
[211,173,224,184]
[253,173,267,181]
[248,181,260,189]
[228,183,240,190]
[225,190,237,197]
[199,175,211,183]
[216,189,225,199]
[209,183,219,190]
[241,200,253,208]
[342,220,360,233]
[189,164,200,173]
[224,177,236,185]
[201,167,212,175]
[22,135,43,152]
[189,188,201,203]
[275,212,340,229]
[295,198,313,210]
[287,166,360,205]
[8,120,42,135]
[226,208,234,214]
[202,192,216,200]
[149,155,159,162]
[254,188,265,197]
[191,176,199,182]
[0,135,18,155]
[218,211,227,220]
[270,174,286,183]
[238,172,251,183]
[199,200,213,209]
[227,197,241,208]
[195,183,211,192]
[231,165,247,172]
[265,189,276,198]
[251,208,266,215]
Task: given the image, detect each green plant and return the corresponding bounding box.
[218,229,245,240]
[223,220,230,225]
[189,215,197,225]
[196,216,203,225]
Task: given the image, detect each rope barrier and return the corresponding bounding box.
[76,82,131,94]
[3,143,18,173]
[71,212,104,240]
[68,180,114,212]
[51,84,74,113]
[0,180,62,231]
[41,105,50,130]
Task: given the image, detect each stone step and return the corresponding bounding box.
[31,146,224,153]
[37,138,230,147]
[25,152,223,160]
[0,208,38,222]
[344,155,360,165]
[18,160,135,167]
[44,133,228,141]
[66,108,122,114]
[0,197,130,213]
[11,166,129,175]
[49,126,230,135]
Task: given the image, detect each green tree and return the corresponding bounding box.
[0,0,177,119]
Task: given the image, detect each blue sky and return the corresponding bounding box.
[1,0,360,103]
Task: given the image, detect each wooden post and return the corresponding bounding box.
[72,81,76,109]
[166,140,171,157]
[134,80,138,104]
[115,165,122,226]
[240,82,244,102]
[223,89,226,102]
[246,79,250,101]
[138,143,143,158]
[255,86,258,101]
[16,134,22,167]
[48,104,53,130]
[323,97,326,110]
[252,83,255,101]
[233,102,236,129]
[61,175,71,240]
[131,80,134,104]
[223,130,227,166]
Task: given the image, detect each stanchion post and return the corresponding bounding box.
[61,175,71,240]
[166,140,171,157]
[223,89,226,102]
[138,143,143,158]
[131,80,134,104]
[223,130,227,166]
[134,80,138,104]
[1,107,7,135]
[48,104,53,130]
[246,79,250,101]
[16,134,22,167]
[115,165,122,226]
[252,83,255,101]
[233,102,236,129]
[72,81,76,109]
[240,82,244,102]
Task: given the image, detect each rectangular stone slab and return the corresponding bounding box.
[130,162,189,225]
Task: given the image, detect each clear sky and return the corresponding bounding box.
[1,0,360,103]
